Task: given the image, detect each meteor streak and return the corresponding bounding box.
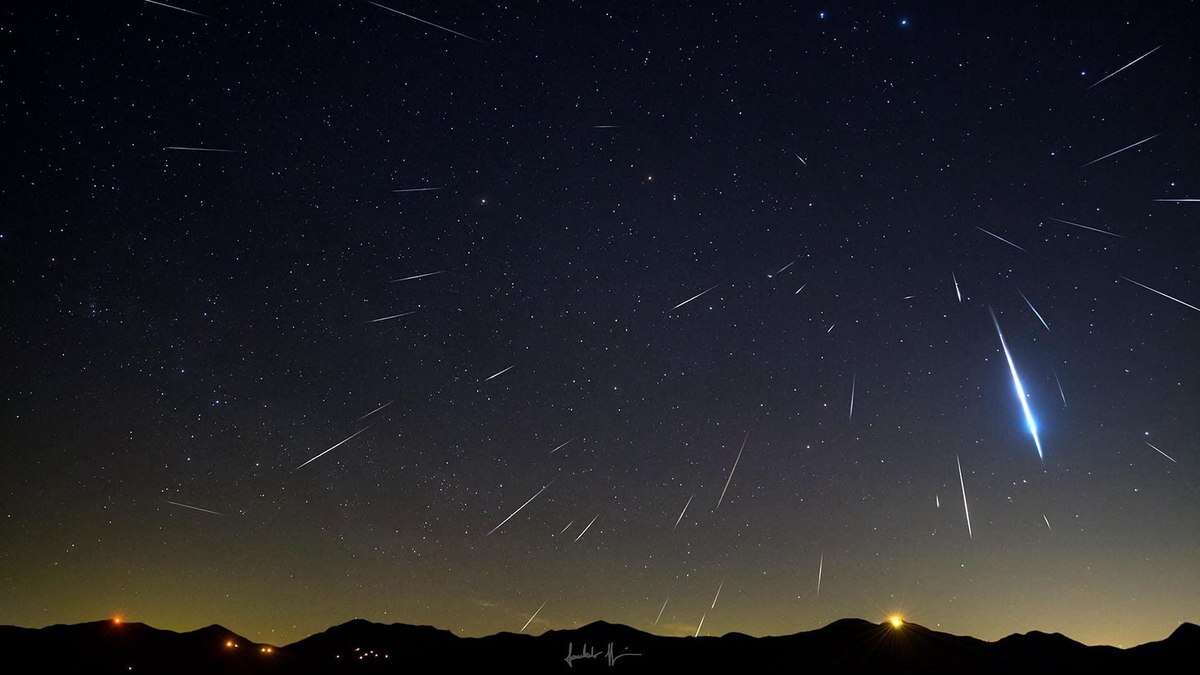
[1121,277,1200,313]
[990,309,1044,460]
[295,427,370,470]
[826,323,836,334]
[654,598,669,625]
[1089,45,1161,89]
[143,1,208,18]
[694,614,706,637]
[768,260,795,277]
[164,146,235,152]
[390,270,445,282]
[816,553,823,596]
[1043,514,1052,531]
[716,432,748,509]
[794,153,807,166]
[956,455,973,539]
[849,374,856,421]
[392,186,441,193]
[976,226,1027,252]
[1146,441,1177,463]
[1048,217,1123,238]
[484,365,515,381]
[367,311,417,323]
[952,273,962,302]
[574,514,599,542]
[165,500,221,516]
[673,495,693,530]
[520,601,546,632]
[1082,134,1159,167]
[1053,371,1067,407]
[558,520,574,535]
[669,284,719,312]
[1018,290,1050,331]
[486,483,551,536]
[1153,198,1200,203]
[711,581,723,609]
[794,283,807,295]
[367,1,485,43]
[549,439,572,454]
[356,400,394,421]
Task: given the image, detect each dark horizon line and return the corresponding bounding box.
[6,614,1196,651]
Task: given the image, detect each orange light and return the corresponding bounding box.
[260,646,274,655]
[112,616,123,625]
[888,614,904,629]
[225,640,237,649]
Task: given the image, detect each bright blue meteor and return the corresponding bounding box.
[990,309,1043,460]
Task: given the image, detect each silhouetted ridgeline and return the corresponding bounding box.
[1,617,1196,673]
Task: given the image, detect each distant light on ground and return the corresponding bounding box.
[889,614,904,629]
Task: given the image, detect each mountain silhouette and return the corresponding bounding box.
[1,617,1194,673]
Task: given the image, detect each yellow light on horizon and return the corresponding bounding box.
[888,614,904,629]
[112,616,123,626]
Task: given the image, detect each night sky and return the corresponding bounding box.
[2,0,1198,649]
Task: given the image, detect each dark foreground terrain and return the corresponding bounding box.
[1,616,1195,674]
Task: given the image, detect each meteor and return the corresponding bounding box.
[956,455,973,539]
[710,581,723,609]
[1082,134,1159,168]
[1145,441,1177,463]
[367,1,485,43]
[794,283,807,295]
[952,272,962,302]
[716,432,748,509]
[165,500,221,516]
[366,311,417,323]
[1053,371,1067,407]
[768,260,796,278]
[390,270,445,283]
[558,520,574,535]
[484,365,515,381]
[486,482,551,536]
[1153,198,1200,203]
[392,187,441,193]
[976,226,1027,252]
[694,613,706,637]
[356,400,394,421]
[1048,217,1123,238]
[990,309,1044,460]
[549,439,572,454]
[1121,277,1200,313]
[164,146,235,152]
[794,153,807,166]
[143,1,208,18]
[826,323,836,334]
[654,598,669,625]
[848,374,856,421]
[816,553,823,596]
[295,427,370,470]
[574,514,599,542]
[1089,45,1161,89]
[520,601,546,633]
[1018,290,1050,331]
[673,495,693,530]
[935,494,940,509]
[669,284,719,312]
[1043,514,1052,531]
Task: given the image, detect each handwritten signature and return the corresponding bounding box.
[564,641,642,668]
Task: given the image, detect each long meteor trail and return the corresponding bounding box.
[716,432,748,509]
[295,427,370,470]
[165,500,221,516]
[1089,45,1161,89]
[367,1,485,43]
[1018,290,1050,331]
[673,495,694,530]
[1122,277,1200,313]
[669,284,718,312]
[957,455,973,539]
[1146,441,1177,463]
[486,483,551,536]
[976,226,1027,252]
[1048,217,1123,238]
[1082,134,1159,167]
[990,309,1044,460]
[520,601,546,633]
